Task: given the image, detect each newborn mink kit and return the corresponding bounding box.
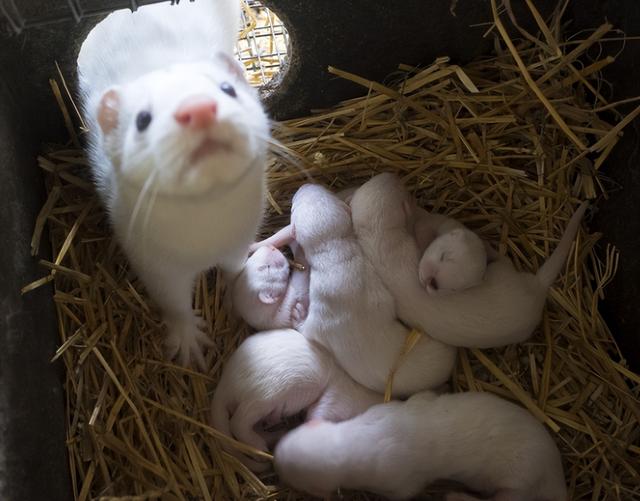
[1,1,640,500]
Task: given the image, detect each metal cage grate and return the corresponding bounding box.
[0,0,158,33]
[237,0,289,86]
[0,0,289,87]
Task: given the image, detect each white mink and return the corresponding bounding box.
[209,329,382,471]
[231,242,309,330]
[288,184,456,397]
[275,391,567,501]
[77,0,269,368]
[351,172,587,348]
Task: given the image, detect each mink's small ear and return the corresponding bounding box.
[97,87,121,135]
[216,51,248,83]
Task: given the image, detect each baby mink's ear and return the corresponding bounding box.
[97,87,121,135]
[258,290,281,305]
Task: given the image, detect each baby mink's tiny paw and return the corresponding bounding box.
[291,301,308,328]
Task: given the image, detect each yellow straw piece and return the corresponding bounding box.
[384,329,424,403]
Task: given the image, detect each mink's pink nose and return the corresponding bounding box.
[174,97,218,128]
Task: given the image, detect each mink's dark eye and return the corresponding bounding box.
[220,82,237,98]
[136,110,152,132]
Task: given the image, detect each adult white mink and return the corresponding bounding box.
[77,0,269,368]
[275,391,566,501]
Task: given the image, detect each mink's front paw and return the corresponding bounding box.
[164,316,213,370]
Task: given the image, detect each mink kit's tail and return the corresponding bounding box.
[536,201,588,289]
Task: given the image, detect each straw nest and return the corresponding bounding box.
[25,1,640,499]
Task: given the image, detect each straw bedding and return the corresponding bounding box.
[25,1,640,499]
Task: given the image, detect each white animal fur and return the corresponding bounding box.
[351,172,587,348]
[77,0,269,368]
[231,242,309,330]
[395,203,488,294]
[418,227,487,295]
[290,184,456,396]
[233,187,363,331]
[275,391,567,501]
[210,329,382,471]
[411,205,463,251]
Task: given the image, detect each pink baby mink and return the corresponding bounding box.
[350,172,587,348]
[210,328,382,471]
[275,390,566,501]
[232,185,360,331]
[288,183,455,396]
[231,242,309,330]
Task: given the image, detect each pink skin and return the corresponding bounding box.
[350,172,588,348]
[249,224,295,253]
[290,183,455,397]
[274,391,566,501]
[306,366,382,423]
[232,241,309,330]
[240,188,359,330]
[210,329,384,472]
[173,96,218,128]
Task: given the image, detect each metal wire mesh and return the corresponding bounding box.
[0,0,154,32]
[236,0,289,86]
[0,0,289,87]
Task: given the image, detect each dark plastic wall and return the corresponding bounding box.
[571,1,640,371]
[0,36,70,501]
[263,0,558,119]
